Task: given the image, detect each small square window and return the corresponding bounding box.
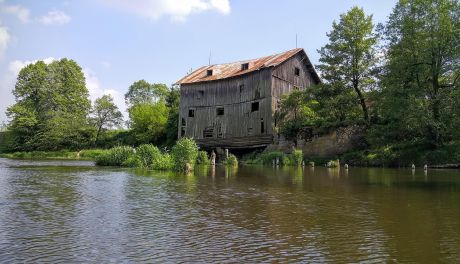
[181,118,186,126]
[241,63,249,71]
[216,107,224,116]
[251,102,259,112]
[197,90,204,99]
[188,109,195,117]
[206,69,213,76]
[295,67,300,76]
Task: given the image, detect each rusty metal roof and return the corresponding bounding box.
[175,48,320,85]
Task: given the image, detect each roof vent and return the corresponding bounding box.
[241,63,249,71]
[206,69,213,76]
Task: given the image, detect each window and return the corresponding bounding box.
[251,102,259,112]
[197,90,204,99]
[181,118,186,126]
[181,127,186,137]
[188,109,195,117]
[241,63,249,71]
[216,107,224,116]
[295,67,300,76]
[206,69,213,76]
[239,84,244,93]
[203,127,214,138]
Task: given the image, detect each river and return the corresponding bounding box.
[0,158,459,263]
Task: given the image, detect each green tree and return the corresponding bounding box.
[91,94,123,144]
[276,90,318,142]
[164,87,180,147]
[129,101,169,144]
[317,7,378,124]
[374,0,460,147]
[7,59,91,150]
[124,80,168,109]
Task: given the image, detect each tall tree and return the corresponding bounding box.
[129,101,169,144]
[91,94,123,144]
[376,0,460,147]
[124,80,168,109]
[7,59,92,150]
[317,7,378,124]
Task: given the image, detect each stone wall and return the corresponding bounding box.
[267,125,366,157]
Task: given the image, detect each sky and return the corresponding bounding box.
[0,0,399,123]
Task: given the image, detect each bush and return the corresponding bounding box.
[171,138,199,171]
[223,154,238,167]
[152,153,173,170]
[78,149,106,159]
[95,146,135,166]
[196,151,210,165]
[326,160,339,168]
[289,149,304,166]
[136,144,162,168]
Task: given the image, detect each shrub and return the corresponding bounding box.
[290,149,304,166]
[136,144,162,168]
[95,146,135,166]
[122,155,142,167]
[223,154,238,167]
[152,153,173,170]
[78,149,106,159]
[171,138,199,171]
[326,160,339,168]
[196,151,210,165]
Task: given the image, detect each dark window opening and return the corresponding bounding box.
[206,69,213,76]
[239,84,244,93]
[181,127,186,137]
[188,109,195,117]
[295,67,300,76]
[197,90,204,99]
[203,127,214,138]
[261,118,265,134]
[216,107,224,116]
[241,63,249,71]
[251,102,259,112]
[181,118,186,126]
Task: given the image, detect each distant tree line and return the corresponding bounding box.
[277,0,460,165]
[4,59,179,152]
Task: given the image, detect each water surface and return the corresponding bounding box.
[1,158,459,263]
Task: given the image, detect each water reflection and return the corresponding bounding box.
[0,158,459,262]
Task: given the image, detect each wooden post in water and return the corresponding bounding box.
[211,150,216,166]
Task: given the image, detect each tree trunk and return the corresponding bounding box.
[353,80,369,124]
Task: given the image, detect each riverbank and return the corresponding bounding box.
[0,149,105,160]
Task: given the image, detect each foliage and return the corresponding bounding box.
[196,150,210,165]
[129,101,169,144]
[7,59,92,151]
[372,0,460,148]
[317,6,378,124]
[290,149,304,166]
[136,144,162,168]
[164,87,180,147]
[171,138,199,171]
[90,94,123,144]
[275,90,319,141]
[151,153,173,170]
[95,146,135,166]
[124,80,169,108]
[223,154,238,167]
[78,149,107,159]
[326,160,340,168]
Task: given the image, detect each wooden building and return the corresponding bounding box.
[175,48,321,149]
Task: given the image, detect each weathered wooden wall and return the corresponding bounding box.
[178,68,273,148]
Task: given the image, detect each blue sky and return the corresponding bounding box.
[0,0,398,122]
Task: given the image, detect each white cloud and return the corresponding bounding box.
[0,25,10,59]
[101,0,231,22]
[1,5,30,23]
[83,68,126,118]
[39,10,71,25]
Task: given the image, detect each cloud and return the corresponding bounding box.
[83,68,126,118]
[101,0,231,22]
[0,25,10,59]
[39,10,71,25]
[1,4,30,23]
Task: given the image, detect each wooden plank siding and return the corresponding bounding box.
[177,50,319,149]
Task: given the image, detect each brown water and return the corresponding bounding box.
[0,158,459,263]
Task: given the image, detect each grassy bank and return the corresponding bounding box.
[0,149,107,160]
